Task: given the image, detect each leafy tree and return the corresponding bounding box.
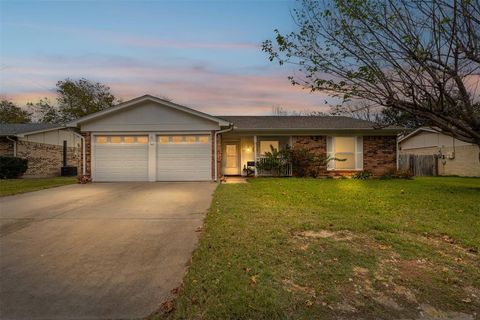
[55,78,118,122]
[263,0,480,145]
[29,78,119,123]
[27,98,61,124]
[0,99,31,123]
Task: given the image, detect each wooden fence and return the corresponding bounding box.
[398,154,438,176]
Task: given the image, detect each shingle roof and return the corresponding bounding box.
[0,123,62,136]
[218,116,403,130]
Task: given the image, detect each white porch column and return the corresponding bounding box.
[148,133,156,181]
[253,135,258,177]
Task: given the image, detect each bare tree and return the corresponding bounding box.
[272,106,290,116]
[271,105,328,116]
[329,99,427,128]
[263,0,480,145]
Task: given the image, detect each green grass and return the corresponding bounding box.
[0,177,77,196]
[169,177,480,320]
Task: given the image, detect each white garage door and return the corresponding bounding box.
[93,135,149,181]
[156,135,211,181]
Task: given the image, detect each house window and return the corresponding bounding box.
[327,136,363,170]
[259,140,279,155]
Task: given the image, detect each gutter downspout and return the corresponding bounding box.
[214,124,234,182]
[6,136,17,157]
[71,131,86,176]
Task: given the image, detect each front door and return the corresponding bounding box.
[223,143,240,175]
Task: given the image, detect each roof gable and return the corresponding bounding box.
[397,127,439,142]
[67,95,230,127]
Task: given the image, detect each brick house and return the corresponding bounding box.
[64,95,403,182]
[0,124,82,177]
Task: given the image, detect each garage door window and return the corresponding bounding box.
[96,136,109,144]
[95,136,149,144]
[157,135,210,144]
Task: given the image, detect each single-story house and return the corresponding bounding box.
[63,95,403,182]
[0,124,82,177]
[398,127,480,177]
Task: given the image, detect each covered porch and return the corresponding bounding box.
[221,135,292,177]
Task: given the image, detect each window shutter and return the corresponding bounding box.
[355,136,363,170]
[326,136,334,170]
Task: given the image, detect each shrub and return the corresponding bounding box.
[77,175,92,184]
[352,171,371,180]
[256,145,340,178]
[0,156,28,179]
[285,146,337,178]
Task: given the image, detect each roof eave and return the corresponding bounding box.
[230,127,405,132]
[16,126,67,137]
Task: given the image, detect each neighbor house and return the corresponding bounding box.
[0,124,82,177]
[64,95,403,182]
[398,127,480,177]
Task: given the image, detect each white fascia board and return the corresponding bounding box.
[397,127,438,143]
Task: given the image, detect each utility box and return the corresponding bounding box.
[61,166,78,176]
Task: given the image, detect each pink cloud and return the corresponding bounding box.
[1,57,332,115]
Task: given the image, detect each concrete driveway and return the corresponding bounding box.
[0,182,217,320]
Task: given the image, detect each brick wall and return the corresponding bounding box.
[0,137,14,156]
[363,136,397,175]
[292,136,327,176]
[292,135,397,177]
[15,140,80,177]
[210,131,216,180]
[216,133,222,179]
[81,132,92,177]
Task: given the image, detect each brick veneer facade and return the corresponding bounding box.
[81,132,92,178]
[292,136,328,176]
[79,132,395,181]
[292,135,397,177]
[215,133,222,179]
[0,138,81,177]
[363,135,397,175]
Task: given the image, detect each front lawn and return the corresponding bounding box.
[170,177,480,319]
[0,177,77,196]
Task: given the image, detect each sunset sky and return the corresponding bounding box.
[0,0,333,115]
